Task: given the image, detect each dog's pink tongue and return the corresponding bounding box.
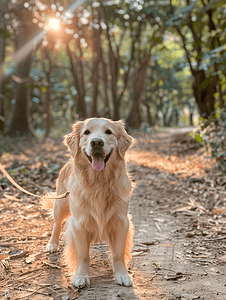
[92,160,105,171]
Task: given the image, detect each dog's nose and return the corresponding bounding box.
[91,138,104,149]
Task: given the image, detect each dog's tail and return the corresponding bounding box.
[40,192,56,212]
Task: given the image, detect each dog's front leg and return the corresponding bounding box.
[109,217,133,287]
[65,217,91,288]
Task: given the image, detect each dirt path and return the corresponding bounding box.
[1,130,226,300]
[128,162,226,300]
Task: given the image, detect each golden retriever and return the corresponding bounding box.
[42,118,134,288]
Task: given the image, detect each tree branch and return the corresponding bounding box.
[117,22,142,104]
[177,27,195,76]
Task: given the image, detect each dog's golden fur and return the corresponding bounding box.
[42,118,134,288]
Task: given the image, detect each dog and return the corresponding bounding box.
[42,118,134,288]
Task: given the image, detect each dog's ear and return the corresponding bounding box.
[64,121,84,157]
[114,120,133,158]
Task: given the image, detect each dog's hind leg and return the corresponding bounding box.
[46,195,70,252]
[46,163,72,252]
[64,217,91,288]
[108,216,134,287]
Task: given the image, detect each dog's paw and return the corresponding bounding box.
[115,272,133,287]
[46,242,58,252]
[72,275,90,288]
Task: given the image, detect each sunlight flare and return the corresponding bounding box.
[48,18,61,31]
[0,31,45,82]
[0,0,87,83]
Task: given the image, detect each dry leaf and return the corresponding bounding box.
[43,261,61,268]
[171,205,193,214]
[159,243,174,247]
[3,193,20,201]
[141,240,160,245]
[0,253,9,260]
[131,251,144,256]
[134,248,149,252]
[70,289,79,300]
[10,250,29,260]
[180,293,200,299]
[186,232,196,238]
[164,272,183,280]
[25,252,42,264]
[213,207,226,214]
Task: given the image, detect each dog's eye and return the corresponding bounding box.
[84,130,90,135]
[105,129,112,135]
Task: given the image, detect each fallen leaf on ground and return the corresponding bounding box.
[0,253,9,260]
[131,251,144,256]
[141,240,160,245]
[42,261,61,268]
[213,207,226,214]
[10,250,29,260]
[25,252,43,263]
[70,289,79,299]
[134,248,149,252]
[171,205,193,214]
[159,243,174,247]
[186,232,196,238]
[164,272,183,281]
[180,293,200,299]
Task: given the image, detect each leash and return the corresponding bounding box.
[0,163,69,199]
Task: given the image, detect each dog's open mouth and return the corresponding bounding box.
[85,150,112,171]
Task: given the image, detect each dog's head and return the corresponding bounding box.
[64,118,133,171]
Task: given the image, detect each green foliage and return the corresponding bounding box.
[0,28,10,39]
[1,0,226,134]
[195,132,202,143]
[166,2,196,27]
[195,109,226,171]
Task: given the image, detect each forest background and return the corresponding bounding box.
[0,0,225,154]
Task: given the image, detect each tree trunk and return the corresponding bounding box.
[108,44,119,120]
[126,90,142,129]
[91,58,99,117]
[102,4,119,120]
[126,54,151,129]
[27,88,32,129]
[45,73,51,137]
[66,42,87,119]
[163,112,167,127]
[0,7,6,133]
[177,16,217,119]
[154,112,158,126]
[91,26,100,117]
[205,6,223,108]
[189,110,194,126]
[192,70,216,118]
[0,75,5,134]
[7,53,34,136]
[77,41,87,119]
[7,18,39,136]
[0,94,4,134]
[144,102,153,126]
[99,26,111,118]
[101,2,144,121]
[44,49,51,138]
[175,110,179,126]
[167,111,174,127]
